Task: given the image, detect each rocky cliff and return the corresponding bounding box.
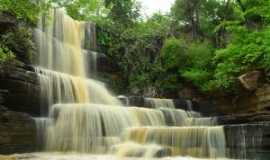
[0,65,38,154]
[0,65,40,116]
[0,105,36,154]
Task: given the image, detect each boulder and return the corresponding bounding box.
[239,71,261,91]
[0,106,36,154]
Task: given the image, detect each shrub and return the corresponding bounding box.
[0,27,35,64]
[181,42,215,91]
[0,0,50,24]
[161,38,187,70]
[0,45,16,64]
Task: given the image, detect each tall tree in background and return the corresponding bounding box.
[171,0,202,39]
[171,0,238,46]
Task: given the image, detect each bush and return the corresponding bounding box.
[0,27,35,64]
[212,26,270,91]
[0,45,16,64]
[181,42,215,91]
[0,0,50,24]
[161,38,187,70]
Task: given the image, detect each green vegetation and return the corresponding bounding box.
[0,0,50,24]
[0,45,16,64]
[0,0,50,64]
[1,0,270,97]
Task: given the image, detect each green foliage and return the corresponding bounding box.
[186,42,214,68]
[2,0,270,97]
[0,45,16,64]
[171,0,238,39]
[212,26,270,90]
[0,0,50,24]
[104,0,140,27]
[52,0,109,21]
[182,69,211,90]
[161,38,187,70]
[0,27,35,64]
[238,0,270,24]
[181,42,215,91]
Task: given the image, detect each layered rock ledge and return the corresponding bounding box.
[0,65,40,116]
[0,106,36,154]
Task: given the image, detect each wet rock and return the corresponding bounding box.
[217,111,270,125]
[0,65,41,116]
[96,54,119,73]
[154,147,172,158]
[256,84,270,111]
[0,106,36,154]
[224,123,270,159]
[239,71,261,91]
[117,95,129,106]
[84,52,119,75]
[0,12,17,33]
[128,96,145,107]
[121,96,198,112]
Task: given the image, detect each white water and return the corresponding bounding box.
[33,8,229,159]
[15,153,232,160]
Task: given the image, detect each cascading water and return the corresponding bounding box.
[33,8,231,160]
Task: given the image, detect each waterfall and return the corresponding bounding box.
[120,126,226,158]
[33,8,228,159]
[145,98,176,109]
[34,117,51,150]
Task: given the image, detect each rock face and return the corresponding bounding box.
[0,106,36,154]
[0,65,41,116]
[239,71,261,91]
[217,111,270,125]
[0,12,17,33]
[256,84,270,111]
[224,123,270,159]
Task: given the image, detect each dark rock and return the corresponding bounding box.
[128,96,145,107]
[84,51,119,75]
[0,65,41,116]
[118,95,129,106]
[224,123,270,159]
[0,12,17,33]
[0,106,36,154]
[256,84,270,111]
[97,53,119,73]
[154,147,172,158]
[239,71,261,91]
[217,111,270,125]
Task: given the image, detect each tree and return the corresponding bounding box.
[52,0,109,21]
[0,0,50,24]
[104,0,140,27]
[171,0,202,39]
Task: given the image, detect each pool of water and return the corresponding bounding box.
[12,153,233,160]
